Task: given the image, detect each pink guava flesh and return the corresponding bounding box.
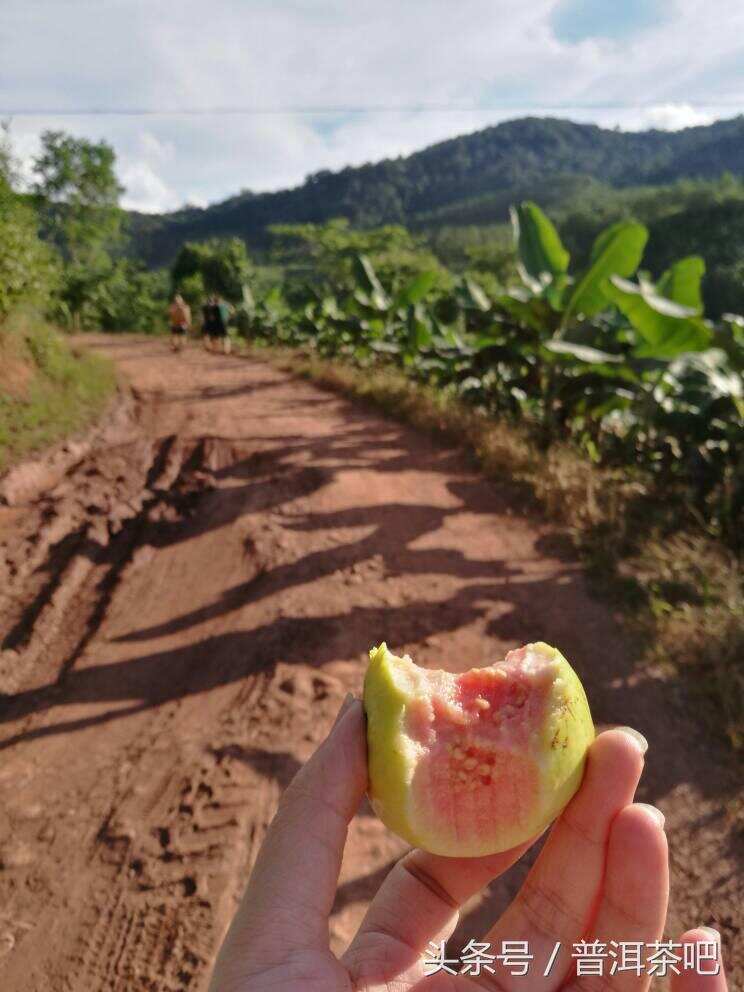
[364,642,594,855]
[405,649,553,849]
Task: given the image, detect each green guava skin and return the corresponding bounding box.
[363,642,595,857]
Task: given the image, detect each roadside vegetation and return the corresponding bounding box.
[237,209,743,546]
[0,310,115,470]
[0,126,119,469]
[0,122,169,333]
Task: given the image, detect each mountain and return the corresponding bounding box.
[128,115,744,267]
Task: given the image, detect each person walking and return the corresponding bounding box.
[167,294,191,352]
[201,296,215,351]
[209,294,232,355]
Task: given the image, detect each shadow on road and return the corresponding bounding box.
[0,389,737,819]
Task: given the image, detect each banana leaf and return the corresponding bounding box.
[510,201,570,282]
[353,254,390,310]
[406,304,433,352]
[657,256,705,313]
[564,221,648,322]
[395,270,438,308]
[606,276,712,358]
[456,277,491,312]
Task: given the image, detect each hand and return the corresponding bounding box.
[209,696,728,992]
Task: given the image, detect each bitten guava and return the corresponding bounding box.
[363,642,595,856]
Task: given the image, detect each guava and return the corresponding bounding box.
[363,642,595,856]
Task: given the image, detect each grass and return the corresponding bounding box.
[244,341,743,750]
[0,311,117,472]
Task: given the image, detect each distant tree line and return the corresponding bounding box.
[4,116,744,331]
[125,116,744,317]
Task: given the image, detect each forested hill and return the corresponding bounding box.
[129,115,744,265]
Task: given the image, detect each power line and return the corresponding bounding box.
[1,100,742,118]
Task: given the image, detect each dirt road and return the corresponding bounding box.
[0,337,739,990]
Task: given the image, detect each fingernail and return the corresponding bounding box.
[699,927,721,943]
[617,726,648,755]
[636,803,665,828]
[332,692,355,728]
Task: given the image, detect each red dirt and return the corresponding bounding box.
[0,336,740,990]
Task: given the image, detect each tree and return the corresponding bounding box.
[171,238,252,302]
[89,261,170,333]
[269,219,450,293]
[33,131,124,264]
[0,123,59,318]
[31,132,127,326]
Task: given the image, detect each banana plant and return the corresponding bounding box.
[505,202,647,328]
[486,204,647,434]
[350,254,440,359]
[243,202,742,533]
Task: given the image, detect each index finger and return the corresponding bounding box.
[344,728,646,991]
[479,727,647,991]
[671,929,728,992]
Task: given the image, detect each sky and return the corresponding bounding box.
[1,0,743,213]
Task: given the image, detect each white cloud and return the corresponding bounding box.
[554,103,719,133]
[638,103,714,131]
[1,0,742,211]
[136,130,174,165]
[119,160,178,213]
